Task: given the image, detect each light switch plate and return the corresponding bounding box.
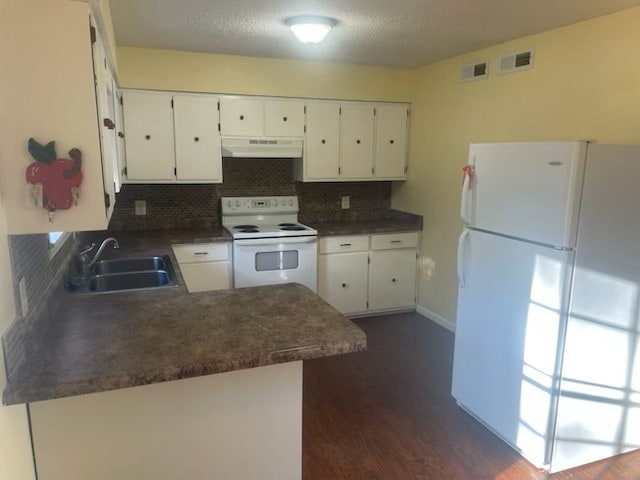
[134,200,147,216]
[341,196,350,209]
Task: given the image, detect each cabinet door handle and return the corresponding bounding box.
[118,131,125,138]
[239,115,245,120]
[194,252,209,255]
[103,118,115,130]
[321,139,326,144]
[194,137,200,142]
[340,243,352,247]
[145,135,151,140]
[392,278,397,283]
[283,116,288,122]
[390,139,395,144]
[356,139,361,144]
[342,283,347,288]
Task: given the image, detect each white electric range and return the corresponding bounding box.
[221,196,318,291]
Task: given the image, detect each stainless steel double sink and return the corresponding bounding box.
[73,256,178,294]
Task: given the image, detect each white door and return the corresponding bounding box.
[463,142,586,248]
[122,91,175,181]
[265,100,305,137]
[173,95,222,182]
[219,97,264,137]
[374,104,408,179]
[552,144,640,472]
[452,228,572,468]
[318,252,368,314]
[340,103,374,179]
[305,101,340,180]
[368,249,417,311]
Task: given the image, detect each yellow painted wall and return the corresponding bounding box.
[391,7,640,326]
[0,191,35,479]
[117,47,412,101]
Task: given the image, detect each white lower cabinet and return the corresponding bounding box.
[318,232,419,315]
[172,242,231,293]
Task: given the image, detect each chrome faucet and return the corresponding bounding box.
[79,237,119,277]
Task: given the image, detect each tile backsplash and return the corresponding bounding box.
[3,233,76,380]
[109,158,393,230]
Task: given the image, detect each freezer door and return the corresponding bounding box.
[463,142,586,248]
[552,145,640,472]
[452,229,573,468]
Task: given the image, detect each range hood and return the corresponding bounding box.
[221,138,303,158]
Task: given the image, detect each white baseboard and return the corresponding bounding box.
[416,304,456,333]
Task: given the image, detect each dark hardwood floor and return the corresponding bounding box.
[302,312,640,479]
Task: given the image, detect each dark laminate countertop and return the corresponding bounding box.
[4,284,366,405]
[308,217,423,237]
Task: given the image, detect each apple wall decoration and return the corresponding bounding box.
[26,138,83,220]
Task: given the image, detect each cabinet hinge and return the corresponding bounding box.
[407,109,410,117]
[416,252,419,259]
[104,58,107,69]
[368,255,371,264]
[218,123,221,132]
[374,108,377,116]
[123,167,127,176]
[304,105,307,114]
[404,165,408,173]
[174,167,177,176]
[304,125,306,133]
[90,25,97,44]
[119,95,123,106]
[104,192,111,208]
[339,107,342,115]
[217,101,220,111]
[366,301,369,309]
[372,167,375,175]
[170,99,174,108]
[338,167,341,175]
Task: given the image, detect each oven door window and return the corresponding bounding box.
[255,250,299,272]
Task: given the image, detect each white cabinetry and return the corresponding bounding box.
[318,236,369,314]
[0,2,121,233]
[374,104,408,179]
[122,91,222,184]
[304,101,341,180]
[340,104,375,179]
[318,232,418,315]
[172,243,231,293]
[173,96,222,182]
[220,97,305,137]
[298,101,409,183]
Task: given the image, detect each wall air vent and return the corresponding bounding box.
[461,61,488,82]
[499,49,533,74]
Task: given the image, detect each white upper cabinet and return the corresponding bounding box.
[304,101,341,180]
[340,104,375,179]
[264,100,305,137]
[115,90,127,187]
[219,97,264,137]
[122,91,175,181]
[173,96,222,182]
[374,104,408,179]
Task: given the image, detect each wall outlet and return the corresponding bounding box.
[19,277,29,318]
[341,196,350,209]
[134,200,147,216]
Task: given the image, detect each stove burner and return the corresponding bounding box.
[238,228,259,233]
[280,226,306,231]
[278,223,297,227]
[234,224,258,229]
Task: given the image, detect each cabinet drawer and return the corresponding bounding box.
[371,232,419,250]
[319,235,369,254]
[172,243,229,263]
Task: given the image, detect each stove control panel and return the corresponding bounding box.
[221,196,298,215]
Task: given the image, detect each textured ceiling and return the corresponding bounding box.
[110,0,640,68]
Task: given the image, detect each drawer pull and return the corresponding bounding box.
[239,115,245,120]
[391,240,402,244]
[392,278,397,283]
[145,134,151,140]
[283,116,288,122]
[340,243,352,247]
[194,137,200,142]
[342,283,347,288]
[194,252,209,255]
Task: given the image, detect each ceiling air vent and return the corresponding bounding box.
[499,49,533,74]
[461,61,488,82]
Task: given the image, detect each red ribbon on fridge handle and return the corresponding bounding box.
[461,165,474,190]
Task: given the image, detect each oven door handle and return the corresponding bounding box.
[234,236,317,247]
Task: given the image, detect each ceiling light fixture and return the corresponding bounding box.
[286,16,336,44]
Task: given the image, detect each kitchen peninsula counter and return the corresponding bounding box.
[305,210,423,237]
[4,283,365,405]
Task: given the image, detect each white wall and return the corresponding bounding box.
[0,190,35,478]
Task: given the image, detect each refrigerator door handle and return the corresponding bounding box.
[457,229,470,289]
[460,164,474,225]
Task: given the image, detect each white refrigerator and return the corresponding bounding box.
[452,141,640,472]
